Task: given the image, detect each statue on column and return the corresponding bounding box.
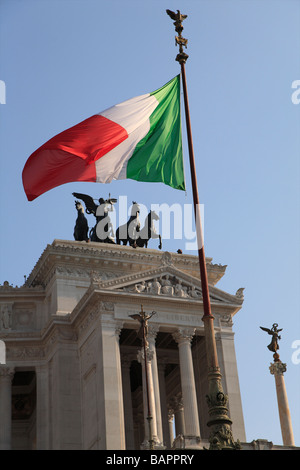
[260,323,283,354]
[129,306,156,346]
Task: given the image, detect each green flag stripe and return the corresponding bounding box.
[126,75,185,191]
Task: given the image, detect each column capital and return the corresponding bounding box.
[269,361,287,376]
[170,393,184,412]
[147,324,160,343]
[137,347,154,364]
[172,328,195,345]
[0,366,14,380]
[100,317,123,338]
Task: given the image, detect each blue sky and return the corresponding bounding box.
[0,0,299,446]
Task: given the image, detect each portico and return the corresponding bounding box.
[0,239,246,449]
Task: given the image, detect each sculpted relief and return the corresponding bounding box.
[0,304,12,330]
[123,275,202,300]
[0,303,36,332]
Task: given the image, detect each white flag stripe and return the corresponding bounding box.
[99,93,158,135]
[95,118,150,183]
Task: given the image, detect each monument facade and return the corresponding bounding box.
[0,239,247,450]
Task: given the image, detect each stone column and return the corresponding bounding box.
[121,356,135,449]
[215,327,246,442]
[36,364,50,449]
[172,393,186,437]
[158,360,170,448]
[0,366,14,450]
[135,412,144,448]
[168,408,175,448]
[147,325,164,446]
[99,318,125,449]
[50,335,82,449]
[173,328,201,443]
[269,361,295,446]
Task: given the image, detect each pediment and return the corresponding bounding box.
[93,265,244,305]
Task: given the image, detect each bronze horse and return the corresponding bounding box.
[73,201,89,242]
[135,210,162,249]
[116,202,140,247]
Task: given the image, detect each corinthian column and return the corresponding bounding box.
[121,356,135,450]
[171,393,186,437]
[99,318,125,449]
[0,366,14,449]
[167,408,175,448]
[269,360,295,446]
[173,328,200,440]
[36,364,50,449]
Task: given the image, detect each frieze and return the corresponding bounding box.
[7,346,45,360]
[13,307,36,330]
[39,265,120,289]
[214,313,234,328]
[90,271,119,284]
[116,306,203,328]
[0,302,38,333]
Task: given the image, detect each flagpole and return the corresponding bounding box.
[166,9,241,450]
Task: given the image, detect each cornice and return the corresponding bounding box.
[24,239,227,289]
[0,281,45,297]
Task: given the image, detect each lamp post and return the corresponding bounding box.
[130,306,156,450]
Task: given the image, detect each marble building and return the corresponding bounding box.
[0,239,248,450]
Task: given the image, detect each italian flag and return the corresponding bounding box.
[22,75,185,201]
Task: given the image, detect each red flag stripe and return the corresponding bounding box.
[22,115,128,200]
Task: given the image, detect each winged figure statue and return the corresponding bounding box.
[72,192,117,243]
[260,323,283,353]
[129,309,156,342]
[166,9,188,22]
